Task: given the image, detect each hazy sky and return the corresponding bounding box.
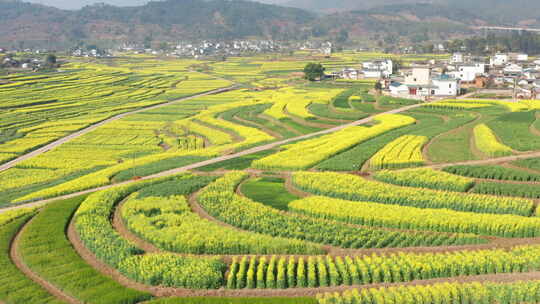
[25,0,292,10]
[26,0,151,10]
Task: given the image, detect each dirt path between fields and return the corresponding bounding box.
[0,102,427,214]
[0,86,238,174]
[10,216,81,304]
[112,196,161,253]
[68,207,540,298]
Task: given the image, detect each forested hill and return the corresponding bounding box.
[274,0,540,25]
[0,0,316,47]
[1,0,540,49]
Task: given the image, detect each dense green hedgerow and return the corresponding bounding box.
[472,181,540,200]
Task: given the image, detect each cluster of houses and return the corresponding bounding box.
[71,48,111,58]
[338,52,540,100]
[118,40,282,58]
[1,56,43,70]
[172,40,280,58]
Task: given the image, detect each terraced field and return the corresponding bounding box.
[2,53,540,303]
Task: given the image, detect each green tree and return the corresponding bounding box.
[303,63,325,81]
[45,54,57,66]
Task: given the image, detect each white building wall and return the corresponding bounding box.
[405,68,431,85]
[452,64,485,82]
[517,54,529,61]
[491,54,509,66]
[432,79,459,96]
[364,70,383,78]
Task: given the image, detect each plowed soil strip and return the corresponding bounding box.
[10,216,81,304]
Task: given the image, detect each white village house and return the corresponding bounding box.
[490,53,509,66]
[451,63,486,82]
[431,75,460,96]
[389,67,460,99]
[504,63,524,74]
[362,59,393,78]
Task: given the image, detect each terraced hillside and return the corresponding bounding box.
[2,52,540,303]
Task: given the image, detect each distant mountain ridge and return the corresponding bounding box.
[1,0,539,49]
[0,0,316,48]
[262,0,540,26]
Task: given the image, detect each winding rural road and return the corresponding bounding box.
[0,102,426,214]
[3,100,540,214]
[0,86,237,174]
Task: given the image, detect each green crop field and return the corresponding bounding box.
[1,52,540,303]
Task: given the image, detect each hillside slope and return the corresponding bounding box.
[2,0,539,48]
[0,0,315,47]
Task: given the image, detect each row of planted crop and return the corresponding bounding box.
[373,167,540,200]
[16,195,152,303]
[368,135,427,170]
[289,195,540,237]
[473,124,513,157]
[292,171,534,216]
[197,172,483,249]
[373,168,475,192]
[74,174,227,289]
[120,177,321,255]
[252,114,417,171]
[318,281,540,304]
[227,245,540,289]
[443,165,540,182]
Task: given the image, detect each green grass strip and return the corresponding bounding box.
[18,196,152,304]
